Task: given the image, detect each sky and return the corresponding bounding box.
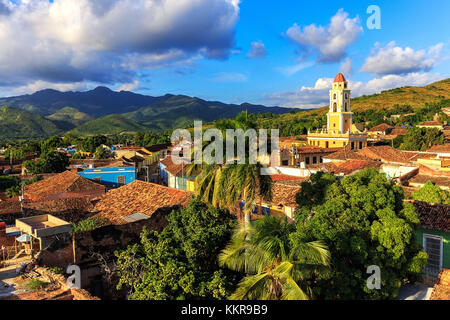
[0,0,449,109]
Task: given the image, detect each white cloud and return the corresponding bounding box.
[285,9,362,63]
[0,0,240,90]
[340,58,353,75]
[361,42,443,76]
[264,73,447,108]
[6,80,89,96]
[247,41,267,58]
[117,80,140,92]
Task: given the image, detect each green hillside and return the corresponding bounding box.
[46,107,94,130]
[0,106,63,139]
[68,114,150,136]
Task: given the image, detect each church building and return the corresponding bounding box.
[307,73,368,150]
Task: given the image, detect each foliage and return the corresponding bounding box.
[399,127,445,151]
[41,136,65,155]
[71,217,109,234]
[24,151,69,174]
[133,131,171,147]
[294,169,427,299]
[71,152,87,159]
[0,176,20,191]
[25,279,49,291]
[115,198,239,300]
[219,217,330,300]
[94,146,116,159]
[5,176,42,198]
[411,181,450,204]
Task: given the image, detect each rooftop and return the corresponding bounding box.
[368,123,394,132]
[409,174,450,188]
[92,180,192,225]
[25,171,105,201]
[334,73,346,83]
[413,201,450,233]
[430,269,450,300]
[324,148,372,162]
[160,155,190,176]
[418,121,444,126]
[332,160,382,175]
[427,144,450,154]
[357,146,411,164]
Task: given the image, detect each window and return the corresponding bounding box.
[333,94,336,99]
[305,157,310,165]
[312,156,317,164]
[423,235,443,277]
[344,103,348,111]
[333,103,337,112]
[325,142,329,148]
[262,206,270,216]
[359,142,363,149]
[282,160,289,166]
[351,142,355,150]
[117,176,126,187]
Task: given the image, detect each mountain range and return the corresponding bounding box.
[0,87,292,138]
[0,78,449,139]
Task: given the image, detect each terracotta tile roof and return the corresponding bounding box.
[334,73,346,82]
[413,201,450,233]
[270,182,302,207]
[430,269,450,300]
[418,121,444,126]
[427,144,450,153]
[332,160,382,175]
[325,149,372,161]
[307,162,338,172]
[0,200,21,215]
[357,146,411,164]
[368,123,394,132]
[390,128,409,136]
[403,151,438,162]
[160,156,189,176]
[25,171,106,201]
[409,175,450,188]
[270,175,305,182]
[92,180,192,225]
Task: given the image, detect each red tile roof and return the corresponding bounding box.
[427,144,450,153]
[92,180,192,225]
[368,123,393,132]
[334,73,346,83]
[325,149,372,161]
[270,182,302,207]
[430,269,450,300]
[332,160,382,175]
[25,171,106,201]
[409,175,450,188]
[357,146,411,164]
[390,128,408,136]
[418,121,444,126]
[270,175,305,182]
[413,201,450,233]
[160,156,190,176]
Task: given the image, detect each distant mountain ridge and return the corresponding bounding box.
[0,86,293,136]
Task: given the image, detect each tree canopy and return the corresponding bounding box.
[411,181,450,205]
[294,169,427,299]
[115,199,239,300]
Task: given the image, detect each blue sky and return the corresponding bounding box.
[0,0,449,108]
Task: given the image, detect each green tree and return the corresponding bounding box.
[115,199,239,300]
[219,217,330,300]
[24,151,69,174]
[41,136,64,155]
[294,169,427,299]
[94,146,116,159]
[399,127,444,151]
[411,181,450,205]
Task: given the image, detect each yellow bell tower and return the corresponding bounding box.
[327,73,352,134]
[307,73,368,150]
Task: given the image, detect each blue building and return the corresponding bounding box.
[78,166,136,188]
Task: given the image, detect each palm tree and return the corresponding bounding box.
[186,144,272,224]
[219,217,330,300]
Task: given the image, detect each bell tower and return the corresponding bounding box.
[327,73,352,134]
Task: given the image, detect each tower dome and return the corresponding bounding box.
[334,73,346,83]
